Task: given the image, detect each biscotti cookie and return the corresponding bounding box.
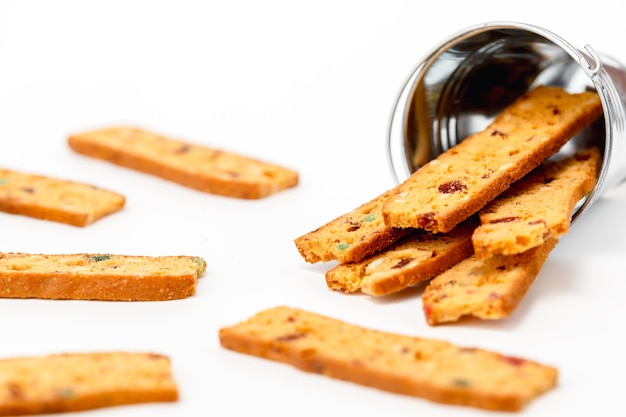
[294,187,412,264]
[382,86,603,233]
[472,147,600,258]
[68,126,299,199]
[422,238,557,326]
[0,168,125,227]
[0,351,178,416]
[0,252,206,301]
[219,306,558,411]
[325,217,476,295]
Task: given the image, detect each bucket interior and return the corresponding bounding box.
[401,27,606,175]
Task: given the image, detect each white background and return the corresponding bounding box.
[1,1,625,416]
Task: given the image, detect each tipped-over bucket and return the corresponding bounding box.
[387,21,626,223]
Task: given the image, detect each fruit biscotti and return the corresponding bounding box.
[68,126,299,199]
[0,352,178,416]
[422,238,558,326]
[219,306,558,412]
[0,168,125,227]
[472,147,600,258]
[325,217,476,295]
[294,187,412,264]
[382,86,603,233]
[0,252,206,301]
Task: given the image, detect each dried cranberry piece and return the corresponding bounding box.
[438,180,466,194]
[488,216,518,224]
[418,212,438,230]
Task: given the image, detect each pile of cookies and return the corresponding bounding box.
[216,85,604,412]
[294,85,602,325]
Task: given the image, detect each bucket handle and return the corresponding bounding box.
[580,45,602,77]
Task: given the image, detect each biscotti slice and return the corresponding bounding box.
[472,147,600,258]
[0,252,206,301]
[325,217,477,295]
[68,126,299,199]
[294,187,412,264]
[382,85,603,233]
[0,169,125,227]
[219,306,558,412]
[0,351,178,416]
[422,238,557,326]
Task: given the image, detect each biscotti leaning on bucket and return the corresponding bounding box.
[219,306,558,412]
[419,148,601,325]
[0,168,125,227]
[381,85,602,234]
[325,216,476,295]
[472,147,601,258]
[0,252,206,301]
[294,85,603,325]
[294,187,412,264]
[67,126,299,199]
[0,351,178,416]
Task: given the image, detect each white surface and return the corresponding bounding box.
[1,1,625,416]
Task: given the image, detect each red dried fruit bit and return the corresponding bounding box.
[423,303,433,318]
[176,145,191,153]
[502,355,526,366]
[224,171,241,178]
[418,212,438,229]
[438,180,467,194]
[8,383,24,399]
[276,332,306,342]
[549,105,561,115]
[489,216,518,224]
[491,129,508,137]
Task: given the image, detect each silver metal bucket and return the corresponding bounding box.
[387,21,626,223]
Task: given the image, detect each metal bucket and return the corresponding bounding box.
[387,21,626,223]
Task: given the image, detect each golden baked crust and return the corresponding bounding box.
[68,126,299,199]
[422,239,557,325]
[219,306,558,412]
[0,352,178,416]
[382,86,603,233]
[472,147,600,258]
[294,187,411,264]
[0,252,206,301]
[0,169,125,227]
[325,217,476,295]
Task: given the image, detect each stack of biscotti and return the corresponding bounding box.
[294,85,603,323]
[0,252,207,301]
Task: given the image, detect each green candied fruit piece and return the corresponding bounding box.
[57,387,76,399]
[0,179,8,186]
[451,378,471,388]
[90,254,112,262]
[362,213,376,222]
[191,256,206,275]
[336,243,350,251]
